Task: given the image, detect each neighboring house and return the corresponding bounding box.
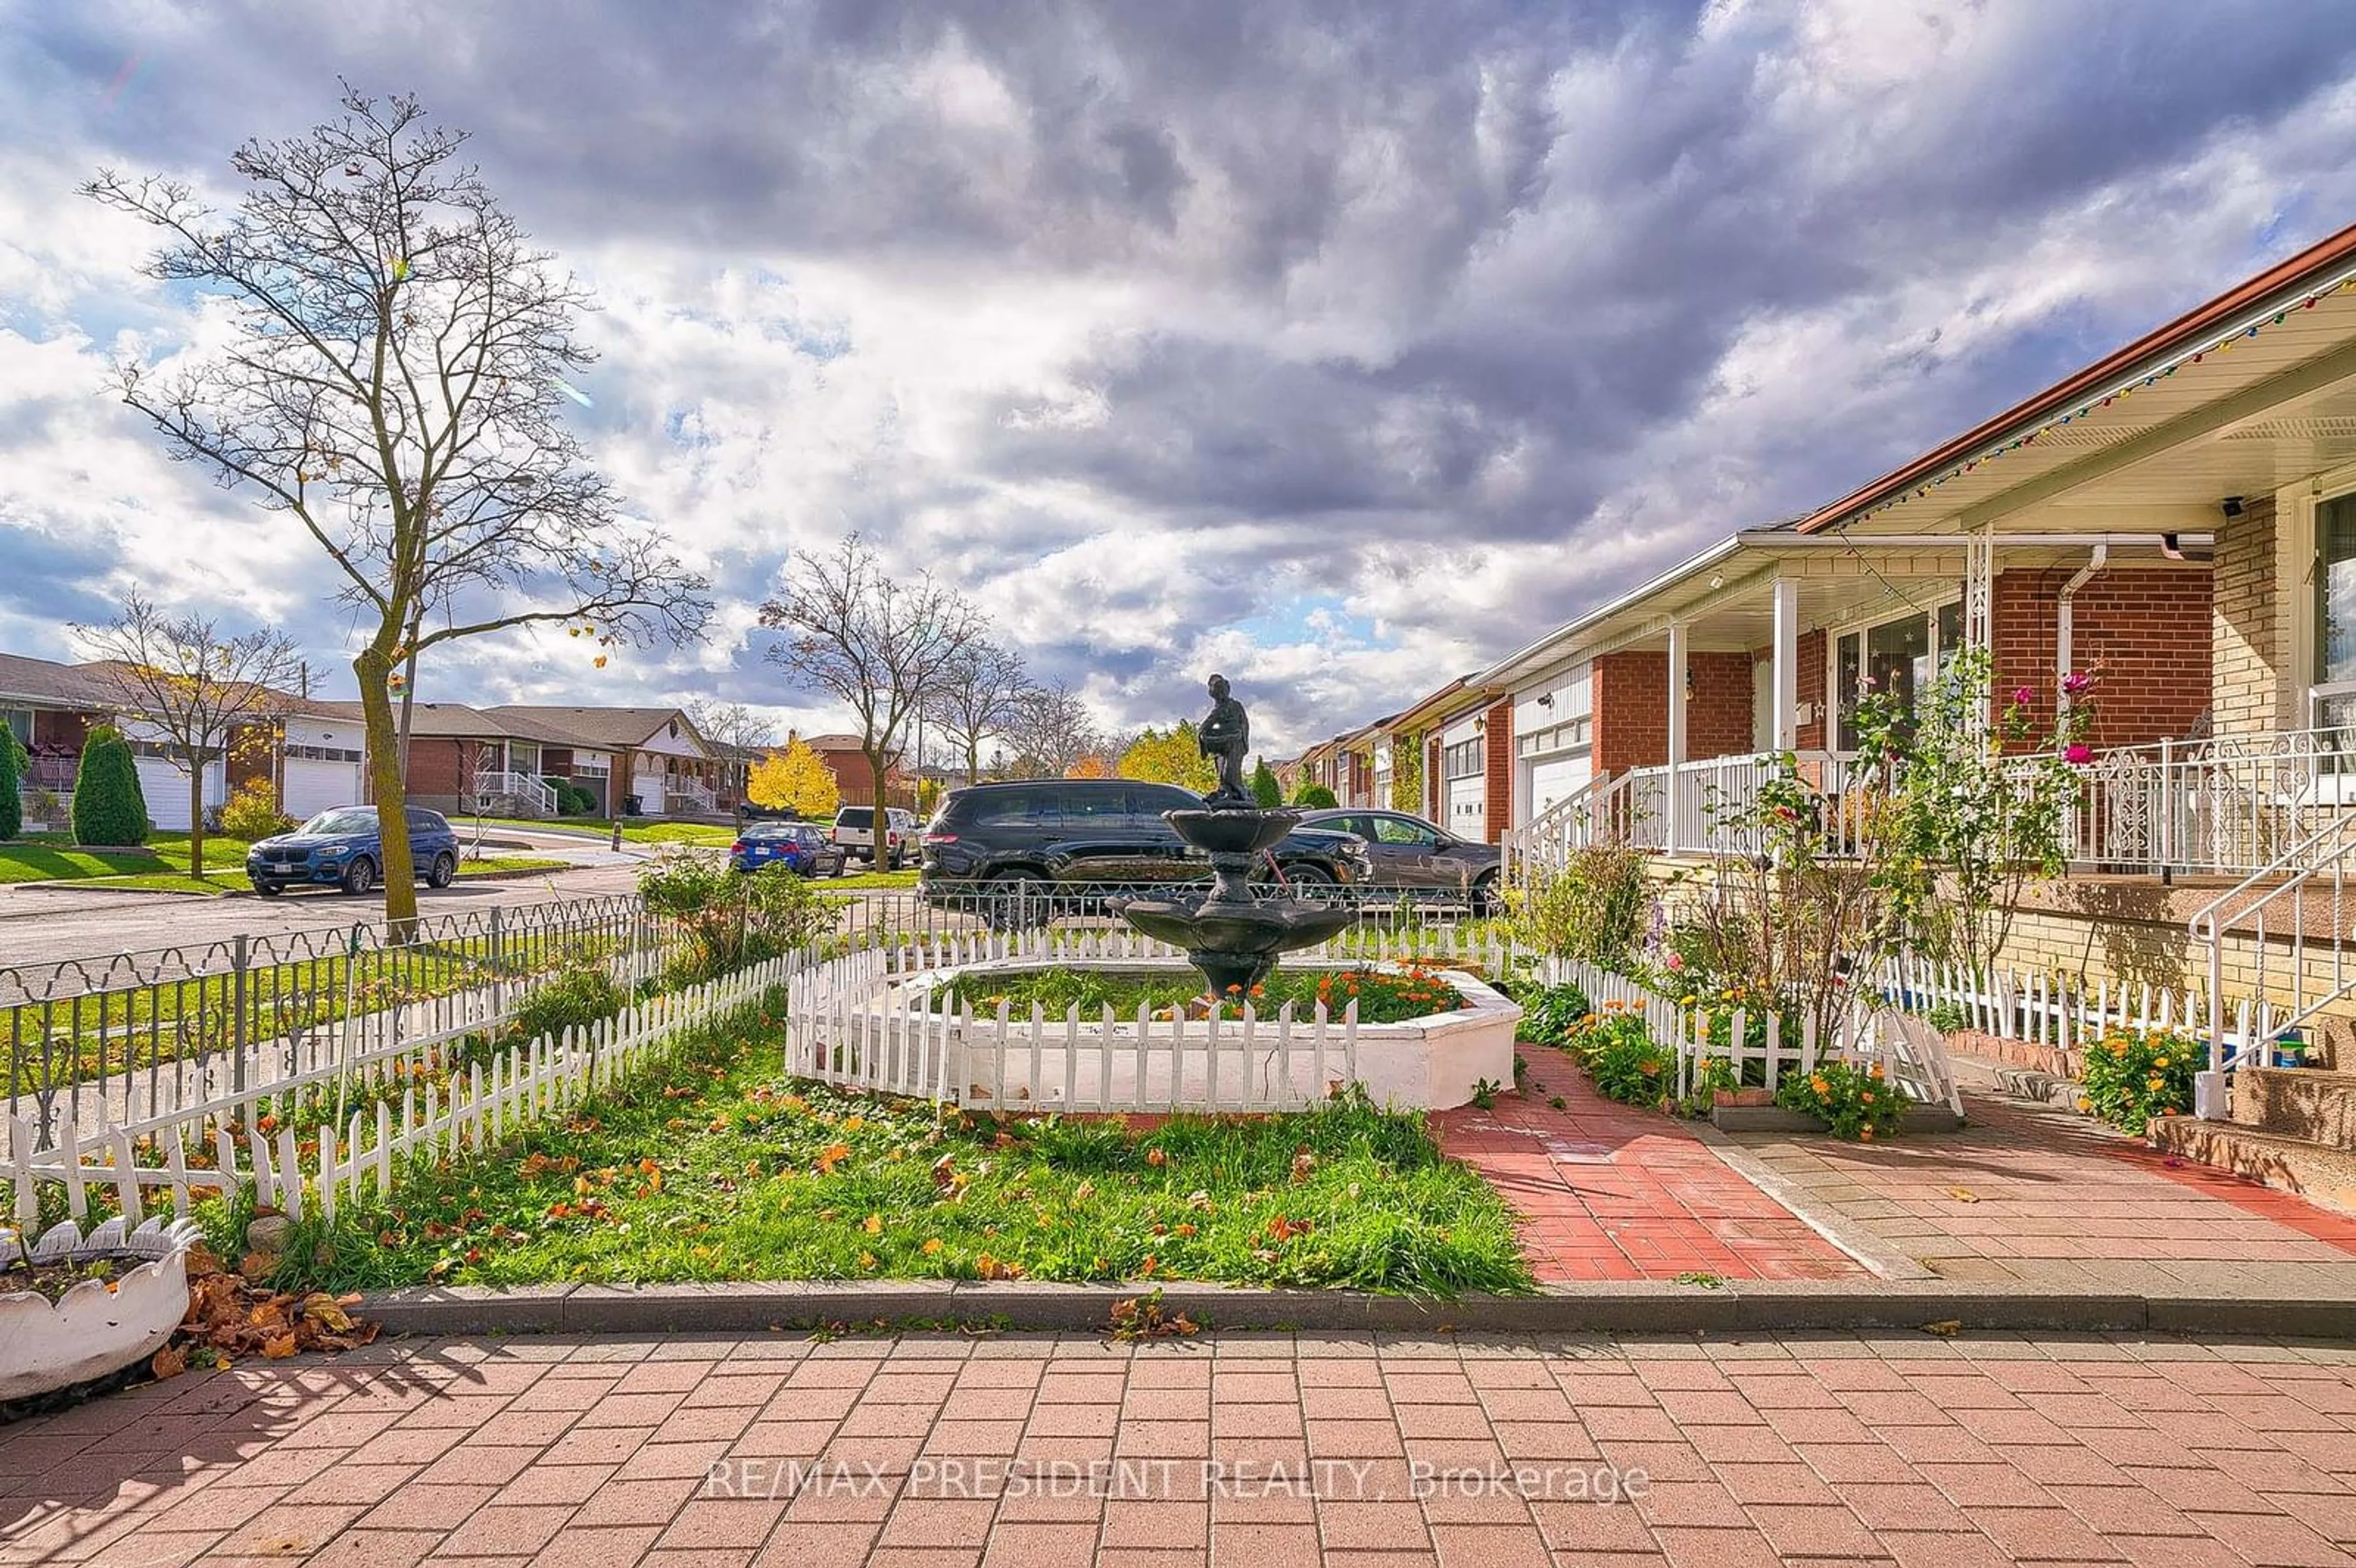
[791,732,906,809]
[486,706,718,818]
[1,653,111,820]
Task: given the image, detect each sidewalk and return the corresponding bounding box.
[1719,1093,2356,1295]
[1433,1071,1865,1283]
[6,1329,2352,1567]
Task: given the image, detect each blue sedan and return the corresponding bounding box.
[730,821,847,877]
[246,806,461,896]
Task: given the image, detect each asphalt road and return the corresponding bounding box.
[0,856,647,974]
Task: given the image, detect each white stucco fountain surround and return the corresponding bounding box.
[1,1216,202,1401]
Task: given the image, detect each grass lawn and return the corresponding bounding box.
[830,867,918,891]
[274,997,1529,1297]
[0,834,566,896]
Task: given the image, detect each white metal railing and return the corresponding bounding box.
[668,777,717,814]
[2190,809,2356,1115]
[1502,751,1857,873]
[2068,728,2356,875]
[471,769,558,816]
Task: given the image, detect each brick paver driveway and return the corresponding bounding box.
[6,1329,2354,1566]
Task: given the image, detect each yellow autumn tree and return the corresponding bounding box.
[1118,722,1217,791]
[747,737,840,818]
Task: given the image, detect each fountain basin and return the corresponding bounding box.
[865,959,1520,1110]
[1163,807,1300,858]
[1115,896,1358,999]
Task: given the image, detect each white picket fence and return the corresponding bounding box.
[3,955,797,1227]
[1538,956,1965,1115]
[1880,953,2276,1058]
[787,977,1363,1114]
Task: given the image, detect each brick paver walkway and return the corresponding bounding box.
[6,1330,2355,1566]
[1726,1092,2356,1292]
[1434,1074,1864,1282]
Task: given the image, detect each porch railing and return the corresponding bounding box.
[667,777,717,815]
[2065,728,2356,876]
[1502,751,1857,872]
[468,769,558,817]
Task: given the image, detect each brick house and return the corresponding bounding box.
[485,707,717,817]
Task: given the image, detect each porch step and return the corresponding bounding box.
[2231,1066,2356,1150]
[2149,1116,2356,1218]
[1946,1051,2084,1113]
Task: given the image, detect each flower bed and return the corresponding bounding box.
[2078,1028,2199,1134]
[944,963,1468,1024]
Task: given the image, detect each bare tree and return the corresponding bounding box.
[85,88,711,934]
[1003,680,1106,778]
[926,639,1030,786]
[683,698,777,804]
[759,534,982,810]
[75,594,302,879]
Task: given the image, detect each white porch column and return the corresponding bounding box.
[1666,621,1688,854]
[1771,576,1800,753]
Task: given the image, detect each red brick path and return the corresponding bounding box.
[1433,1075,1864,1283]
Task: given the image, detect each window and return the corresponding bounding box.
[1062,785,1136,822]
[2317,494,2356,728]
[964,790,1060,827]
[1834,601,1955,752]
[2,709,29,747]
[285,743,364,764]
[1442,739,1482,779]
[1371,815,1439,847]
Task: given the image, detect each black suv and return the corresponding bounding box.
[919,780,1372,901]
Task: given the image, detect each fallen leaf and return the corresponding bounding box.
[150,1346,187,1380]
[1946,1187,1979,1204]
[1922,1320,1962,1337]
[261,1332,299,1359]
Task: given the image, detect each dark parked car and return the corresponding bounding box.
[1298,808,1501,909]
[918,779,1372,904]
[246,806,461,897]
[730,821,847,878]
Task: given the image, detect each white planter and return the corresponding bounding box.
[1,1217,202,1401]
[883,959,1521,1111]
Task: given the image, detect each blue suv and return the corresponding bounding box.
[246,806,461,897]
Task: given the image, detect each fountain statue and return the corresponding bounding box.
[1117,674,1359,999]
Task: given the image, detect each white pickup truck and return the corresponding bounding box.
[831,805,920,869]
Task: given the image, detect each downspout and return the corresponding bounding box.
[2057,544,2108,720]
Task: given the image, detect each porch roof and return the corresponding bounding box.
[1476,530,2201,687]
[1801,221,2356,540]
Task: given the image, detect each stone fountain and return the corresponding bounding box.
[1117,674,1358,998]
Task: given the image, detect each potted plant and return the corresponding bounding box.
[1,1216,204,1401]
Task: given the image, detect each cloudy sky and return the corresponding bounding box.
[5,1,2356,755]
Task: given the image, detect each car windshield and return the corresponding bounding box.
[298,809,377,836]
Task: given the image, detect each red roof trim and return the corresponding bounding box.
[1795,220,2356,534]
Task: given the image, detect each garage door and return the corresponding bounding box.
[1527,751,1592,820]
[133,758,226,831]
[631,768,666,815]
[1446,775,1486,840]
[284,758,364,820]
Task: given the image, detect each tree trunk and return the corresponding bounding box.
[967,736,981,788]
[864,747,888,812]
[187,762,206,880]
[355,647,419,939]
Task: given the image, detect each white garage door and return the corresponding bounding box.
[1527,751,1593,820]
[631,767,666,815]
[1446,775,1486,840]
[133,758,226,831]
[284,758,364,820]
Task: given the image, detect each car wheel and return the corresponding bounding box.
[341,856,377,896]
[251,881,282,898]
[1282,863,1336,886]
[986,870,1051,931]
[428,852,457,890]
[1471,872,1503,918]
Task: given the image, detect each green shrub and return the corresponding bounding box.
[0,728,20,840]
[1514,982,1592,1047]
[1293,782,1339,809]
[1925,1001,1969,1034]
[220,777,294,841]
[639,850,842,984]
[2077,1028,2198,1135]
[1250,758,1282,808]
[513,963,626,1042]
[1568,1011,1673,1109]
[71,725,148,847]
[1509,842,1650,966]
[542,776,598,816]
[1774,1059,1905,1140]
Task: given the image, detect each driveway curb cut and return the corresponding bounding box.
[363,1279,2356,1340]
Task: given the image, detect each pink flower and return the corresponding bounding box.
[2061,671,2093,696]
[2012,686,2034,705]
[1665,951,1685,971]
[2064,742,2093,765]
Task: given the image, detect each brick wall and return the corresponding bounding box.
[1991,567,2214,747]
[1482,698,1512,844]
[2213,497,2287,733]
[1592,649,1753,773]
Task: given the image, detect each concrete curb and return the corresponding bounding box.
[361,1278,2356,1340]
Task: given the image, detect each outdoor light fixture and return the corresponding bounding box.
[1536,693,1554,707]
[2220,496,2246,518]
